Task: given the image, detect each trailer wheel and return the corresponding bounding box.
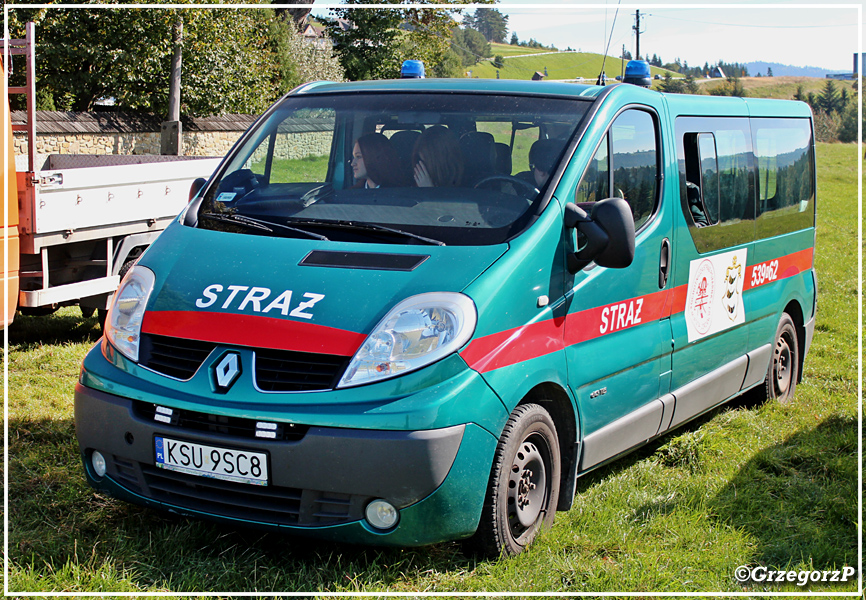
[765,313,799,404]
[467,403,560,557]
[80,306,95,319]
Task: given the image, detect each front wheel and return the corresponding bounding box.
[469,403,560,557]
[765,313,799,403]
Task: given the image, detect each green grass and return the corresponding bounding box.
[4,143,859,593]
[695,75,857,100]
[467,50,675,81]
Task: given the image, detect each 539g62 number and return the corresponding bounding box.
[751,260,779,287]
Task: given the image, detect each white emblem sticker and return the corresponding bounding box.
[685,248,747,342]
[216,192,237,203]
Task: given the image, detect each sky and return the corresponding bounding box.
[495,2,860,72]
[314,2,861,73]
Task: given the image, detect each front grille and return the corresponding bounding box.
[255,348,349,392]
[138,334,348,392]
[139,334,216,380]
[134,401,308,442]
[137,464,365,526]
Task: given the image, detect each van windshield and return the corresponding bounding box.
[197,93,591,246]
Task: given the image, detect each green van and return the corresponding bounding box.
[75,79,816,557]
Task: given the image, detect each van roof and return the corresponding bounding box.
[292,78,607,100]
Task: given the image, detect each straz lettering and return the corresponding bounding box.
[195,284,324,320]
[599,298,644,335]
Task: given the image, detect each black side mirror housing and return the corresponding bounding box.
[564,198,636,273]
[189,177,207,202]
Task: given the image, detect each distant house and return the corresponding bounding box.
[301,23,330,49]
[300,17,354,49]
[531,71,545,81]
[710,66,726,79]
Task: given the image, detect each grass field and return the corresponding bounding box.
[4,143,859,593]
[695,75,858,99]
[466,49,675,81]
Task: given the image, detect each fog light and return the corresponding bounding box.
[91,450,107,477]
[365,499,398,530]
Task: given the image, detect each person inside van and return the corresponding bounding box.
[686,181,710,227]
[412,126,465,187]
[518,138,561,188]
[351,133,407,188]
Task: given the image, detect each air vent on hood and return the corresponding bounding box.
[299,250,429,272]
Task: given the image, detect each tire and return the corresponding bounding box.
[765,313,799,403]
[468,403,561,558]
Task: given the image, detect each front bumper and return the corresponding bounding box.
[75,381,498,546]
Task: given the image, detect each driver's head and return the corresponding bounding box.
[528,139,560,188]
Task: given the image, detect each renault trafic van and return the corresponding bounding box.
[75,79,816,557]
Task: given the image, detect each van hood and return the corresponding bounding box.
[138,223,506,357]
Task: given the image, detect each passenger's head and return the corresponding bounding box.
[352,133,402,188]
[412,126,464,187]
[528,139,561,188]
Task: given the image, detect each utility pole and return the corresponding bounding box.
[161,15,183,155]
[633,10,641,61]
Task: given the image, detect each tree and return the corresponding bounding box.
[684,74,700,95]
[328,1,464,81]
[767,66,773,77]
[431,49,463,78]
[658,73,685,94]
[451,27,491,66]
[492,55,504,69]
[510,32,518,45]
[464,8,508,44]
[8,7,279,116]
[818,80,842,114]
[326,4,403,80]
[268,13,344,95]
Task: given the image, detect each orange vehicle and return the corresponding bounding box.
[2,54,20,329]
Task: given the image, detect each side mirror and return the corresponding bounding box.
[189,177,207,202]
[564,197,636,273]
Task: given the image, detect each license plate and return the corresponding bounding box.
[154,436,268,486]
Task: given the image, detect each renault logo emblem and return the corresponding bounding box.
[214,352,241,391]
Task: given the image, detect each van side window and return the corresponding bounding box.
[676,117,755,253]
[575,109,658,231]
[752,118,815,238]
[611,110,658,230]
[683,133,720,227]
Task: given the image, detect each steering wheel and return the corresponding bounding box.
[473,174,540,198]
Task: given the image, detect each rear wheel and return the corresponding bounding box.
[765,313,799,403]
[468,403,560,557]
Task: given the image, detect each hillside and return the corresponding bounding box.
[693,75,856,100]
[466,49,676,81]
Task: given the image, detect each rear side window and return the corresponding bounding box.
[575,108,659,232]
[676,117,754,253]
[752,118,815,238]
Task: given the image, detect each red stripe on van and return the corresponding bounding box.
[744,248,813,290]
[141,311,366,356]
[462,247,813,374]
[460,316,566,373]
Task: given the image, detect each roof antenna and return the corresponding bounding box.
[597,0,622,86]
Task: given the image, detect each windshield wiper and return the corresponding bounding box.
[286,218,445,246]
[201,213,330,241]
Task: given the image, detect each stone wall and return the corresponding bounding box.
[13,130,245,158]
[11,111,334,163]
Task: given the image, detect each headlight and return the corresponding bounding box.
[337,292,477,388]
[104,266,155,362]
